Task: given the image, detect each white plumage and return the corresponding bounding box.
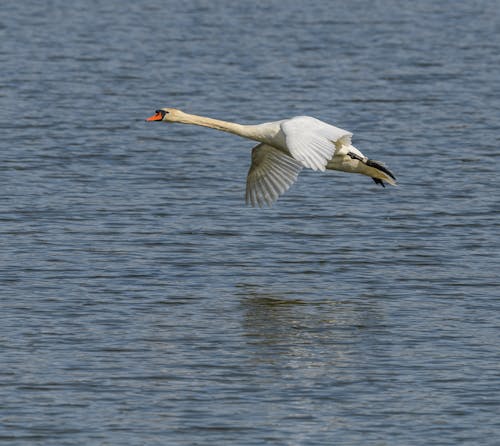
[146,108,396,207]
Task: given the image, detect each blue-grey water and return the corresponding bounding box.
[1,1,500,444]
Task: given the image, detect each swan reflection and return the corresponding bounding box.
[237,286,387,373]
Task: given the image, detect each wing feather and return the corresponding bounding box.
[246,143,302,207]
[281,116,353,171]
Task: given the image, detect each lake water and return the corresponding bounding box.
[1,1,500,444]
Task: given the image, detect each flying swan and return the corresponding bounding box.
[146,108,396,207]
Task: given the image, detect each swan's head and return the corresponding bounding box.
[146,107,183,123]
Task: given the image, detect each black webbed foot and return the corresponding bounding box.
[372,177,386,187]
[366,159,396,181]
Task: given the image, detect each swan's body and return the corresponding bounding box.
[146,108,396,207]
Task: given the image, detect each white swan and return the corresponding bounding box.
[146,108,396,207]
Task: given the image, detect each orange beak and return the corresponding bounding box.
[146,111,164,122]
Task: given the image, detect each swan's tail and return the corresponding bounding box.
[365,159,397,187]
[326,147,397,186]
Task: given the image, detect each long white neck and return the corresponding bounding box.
[174,111,268,141]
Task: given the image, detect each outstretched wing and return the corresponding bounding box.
[246,143,303,207]
[281,116,353,171]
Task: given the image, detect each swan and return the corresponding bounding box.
[146,108,396,207]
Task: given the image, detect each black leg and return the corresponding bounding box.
[347,151,364,161]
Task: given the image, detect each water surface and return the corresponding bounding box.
[1,1,500,444]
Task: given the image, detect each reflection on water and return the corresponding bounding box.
[237,285,388,375]
[2,0,500,444]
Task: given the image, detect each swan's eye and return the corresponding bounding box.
[154,109,169,118]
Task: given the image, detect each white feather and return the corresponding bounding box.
[246,144,302,207]
[281,116,352,170]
